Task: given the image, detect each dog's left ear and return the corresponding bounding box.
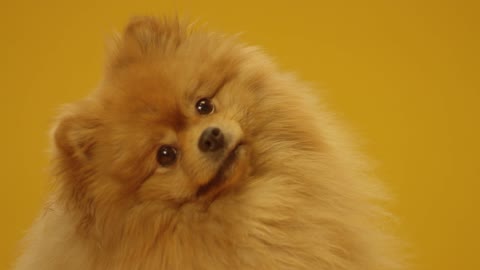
[105,16,187,70]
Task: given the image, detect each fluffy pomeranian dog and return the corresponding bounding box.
[14,17,400,270]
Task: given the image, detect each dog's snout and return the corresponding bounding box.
[199,127,225,152]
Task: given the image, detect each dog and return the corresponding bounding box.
[14,16,401,270]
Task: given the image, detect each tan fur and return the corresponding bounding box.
[14,17,401,270]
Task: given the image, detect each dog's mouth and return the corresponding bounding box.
[196,144,243,197]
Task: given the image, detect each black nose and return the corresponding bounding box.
[198,127,225,152]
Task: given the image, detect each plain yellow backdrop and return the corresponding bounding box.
[1,1,478,269]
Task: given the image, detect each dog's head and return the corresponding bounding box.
[52,17,294,207]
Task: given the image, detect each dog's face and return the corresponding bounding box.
[53,18,278,205]
[100,49,253,203]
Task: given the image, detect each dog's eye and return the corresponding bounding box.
[196,98,215,115]
[156,145,177,167]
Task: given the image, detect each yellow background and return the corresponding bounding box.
[1,1,478,269]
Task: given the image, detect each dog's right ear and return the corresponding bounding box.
[52,104,102,163]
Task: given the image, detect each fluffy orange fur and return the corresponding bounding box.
[14,17,401,270]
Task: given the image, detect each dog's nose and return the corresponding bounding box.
[198,127,225,152]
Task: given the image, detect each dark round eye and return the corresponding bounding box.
[196,98,215,115]
[156,145,177,167]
